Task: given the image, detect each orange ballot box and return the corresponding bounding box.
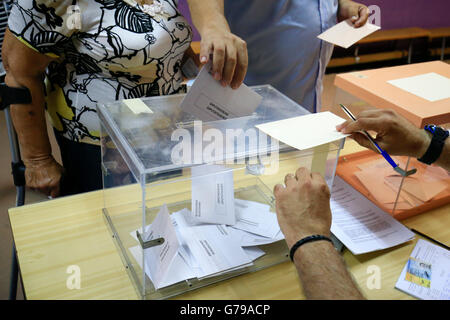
[333,61,450,220]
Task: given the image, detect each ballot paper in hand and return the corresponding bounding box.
[330,176,415,255]
[318,19,380,49]
[255,112,349,151]
[191,164,236,225]
[179,62,262,121]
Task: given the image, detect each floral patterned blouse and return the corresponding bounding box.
[8,0,192,143]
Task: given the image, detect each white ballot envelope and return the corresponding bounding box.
[191,164,236,225]
[172,209,253,279]
[141,204,180,289]
[318,19,380,49]
[233,199,280,238]
[179,62,262,121]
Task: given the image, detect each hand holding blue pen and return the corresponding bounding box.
[339,104,416,177]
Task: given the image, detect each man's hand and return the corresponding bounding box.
[187,0,248,89]
[338,0,369,27]
[274,168,332,249]
[24,156,64,198]
[199,26,248,89]
[336,109,431,159]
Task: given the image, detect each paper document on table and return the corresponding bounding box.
[172,209,253,279]
[387,73,450,102]
[395,239,450,300]
[191,164,236,225]
[330,176,415,255]
[233,199,280,238]
[318,19,380,49]
[256,112,349,151]
[180,62,262,121]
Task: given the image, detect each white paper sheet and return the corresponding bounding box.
[255,111,349,151]
[229,227,285,247]
[172,209,253,279]
[179,62,262,121]
[318,19,380,49]
[129,246,195,289]
[191,164,236,225]
[387,72,450,102]
[140,204,180,289]
[395,239,450,300]
[330,176,415,255]
[243,246,266,261]
[233,199,280,238]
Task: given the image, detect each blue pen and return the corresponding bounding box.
[340,104,416,177]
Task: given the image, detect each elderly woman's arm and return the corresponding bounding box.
[186,0,247,89]
[2,29,64,198]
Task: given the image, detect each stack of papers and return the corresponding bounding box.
[354,158,449,210]
[395,239,450,300]
[330,176,415,255]
[129,200,284,289]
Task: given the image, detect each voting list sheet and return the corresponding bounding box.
[179,62,262,121]
[330,176,415,255]
[395,239,450,300]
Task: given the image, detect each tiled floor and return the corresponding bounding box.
[0,61,448,299]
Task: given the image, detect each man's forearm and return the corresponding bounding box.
[293,241,365,300]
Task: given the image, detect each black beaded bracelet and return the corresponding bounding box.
[289,235,333,262]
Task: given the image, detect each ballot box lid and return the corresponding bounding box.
[97,85,315,178]
[334,61,450,127]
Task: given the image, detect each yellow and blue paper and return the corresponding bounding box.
[405,258,432,288]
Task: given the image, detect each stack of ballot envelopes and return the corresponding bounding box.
[129,197,284,289]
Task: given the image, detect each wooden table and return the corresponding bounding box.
[8,140,450,300]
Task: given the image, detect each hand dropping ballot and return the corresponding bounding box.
[179,62,262,121]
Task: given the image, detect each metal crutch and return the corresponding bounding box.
[1,80,32,300]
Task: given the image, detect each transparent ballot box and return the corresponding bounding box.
[333,73,450,220]
[97,85,344,299]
